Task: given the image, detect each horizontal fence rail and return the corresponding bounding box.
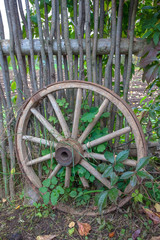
[0,38,147,56]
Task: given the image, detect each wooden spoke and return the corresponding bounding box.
[83,126,131,150]
[26,153,55,166]
[48,94,70,138]
[84,152,137,167]
[123,159,137,167]
[78,98,109,143]
[23,135,57,147]
[79,176,89,188]
[80,159,111,189]
[65,167,71,188]
[49,164,62,179]
[30,108,64,142]
[71,89,82,139]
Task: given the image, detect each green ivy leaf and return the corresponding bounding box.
[42,192,50,205]
[31,14,38,24]
[89,175,95,182]
[52,190,59,198]
[142,30,152,39]
[98,191,108,213]
[78,166,86,176]
[136,157,150,171]
[120,171,134,179]
[114,163,125,172]
[116,150,129,162]
[137,171,154,180]
[51,176,58,185]
[11,95,17,104]
[56,98,66,106]
[51,191,58,205]
[97,144,106,153]
[153,32,160,45]
[11,81,16,92]
[102,165,113,178]
[81,112,96,123]
[69,191,77,198]
[97,163,107,173]
[108,188,119,203]
[145,182,152,188]
[81,107,98,122]
[157,128,160,137]
[56,186,65,194]
[68,227,75,235]
[110,172,119,186]
[101,112,110,118]
[42,178,51,187]
[104,152,114,164]
[48,116,58,124]
[85,171,90,180]
[130,175,137,187]
[41,148,50,156]
[149,110,157,120]
[39,187,48,193]
[140,96,147,104]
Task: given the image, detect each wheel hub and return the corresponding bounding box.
[55,139,83,167]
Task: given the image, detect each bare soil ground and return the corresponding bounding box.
[0,198,160,240]
[128,70,157,108]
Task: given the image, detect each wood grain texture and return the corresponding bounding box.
[72,89,82,139]
[22,135,57,147]
[1,39,147,56]
[83,126,131,150]
[48,93,70,138]
[30,108,64,142]
[49,164,62,179]
[80,159,111,189]
[27,153,55,166]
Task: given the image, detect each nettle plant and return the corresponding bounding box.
[95,152,153,212]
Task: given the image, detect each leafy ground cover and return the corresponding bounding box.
[0,196,160,240]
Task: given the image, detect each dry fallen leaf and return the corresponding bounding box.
[77,221,91,236]
[36,235,57,240]
[109,231,115,238]
[142,207,160,225]
[69,221,75,228]
[132,229,141,240]
[155,203,160,213]
[150,237,160,240]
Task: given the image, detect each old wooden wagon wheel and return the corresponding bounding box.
[15,81,147,214]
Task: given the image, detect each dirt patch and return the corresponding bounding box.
[0,199,160,240]
[128,70,158,108]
